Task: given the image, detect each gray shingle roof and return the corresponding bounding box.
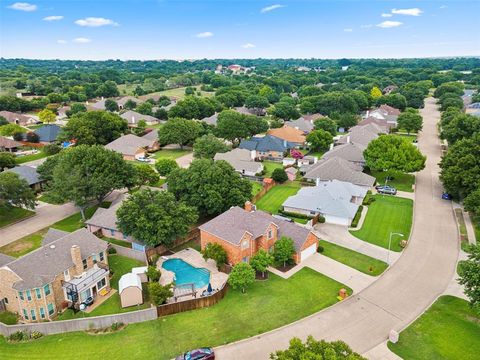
[141,129,158,141]
[214,149,263,174]
[285,118,314,133]
[199,206,312,252]
[283,180,367,219]
[34,124,61,143]
[322,143,365,164]
[304,156,374,187]
[85,202,122,231]
[5,228,108,291]
[105,134,152,156]
[42,228,69,246]
[0,253,15,267]
[239,135,294,153]
[336,127,379,149]
[200,113,218,126]
[0,136,21,149]
[120,110,159,125]
[5,166,41,186]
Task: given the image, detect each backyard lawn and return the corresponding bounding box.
[15,150,49,164]
[141,86,214,100]
[350,195,413,252]
[370,170,415,192]
[0,268,350,360]
[0,203,111,258]
[255,181,301,214]
[262,161,283,177]
[57,254,148,320]
[0,311,18,325]
[151,149,190,160]
[388,296,480,360]
[251,181,263,197]
[394,134,417,143]
[319,240,388,276]
[0,207,35,228]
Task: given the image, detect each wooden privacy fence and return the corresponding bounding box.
[157,284,228,317]
[146,227,200,262]
[252,181,275,203]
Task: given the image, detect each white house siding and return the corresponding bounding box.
[282,206,316,217]
[324,215,351,226]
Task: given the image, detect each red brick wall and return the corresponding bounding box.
[293,232,319,263]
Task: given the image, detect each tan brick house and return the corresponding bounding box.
[199,202,319,265]
[0,228,109,323]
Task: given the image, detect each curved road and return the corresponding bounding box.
[215,98,459,359]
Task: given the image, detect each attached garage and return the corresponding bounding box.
[324,214,351,226]
[300,243,317,262]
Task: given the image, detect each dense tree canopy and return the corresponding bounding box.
[167,158,252,216]
[0,172,36,210]
[215,110,268,144]
[397,109,423,134]
[158,117,201,148]
[306,129,333,152]
[193,134,229,159]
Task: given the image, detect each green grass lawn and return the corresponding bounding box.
[388,296,480,360]
[307,151,325,159]
[371,170,415,192]
[350,195,413,252]
[251,181,263,197]
[0,207,35,228]
[262,161,284,177]
[319,240,388,276]
[394,134,417,143]
[141,86,214,100]
[255,181,301,214]
[101,237,132,248]
[15,150,49,164]
[0,203,110,258]
[0,268,350,360]
[151,149,190,160]
[37,193,66,205]
[57,254,147,320]
[0,311,18,325]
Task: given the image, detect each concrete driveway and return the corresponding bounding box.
[176,152,194,168]
[215,97,459,359]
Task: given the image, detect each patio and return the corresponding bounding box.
[156,248,228,302]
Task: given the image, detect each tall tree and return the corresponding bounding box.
[116,189,198,247]
[134,164,160,187]
[0,152,17,169]
[313,117,337,136]
[228,262,256,293]
[193,134,229,159]
[158,117,201,149]
[458,244,480,310]
[441,114,480,145]
[306,129,333,152]
[104,99,119,112]
[397,109,423,134]
[274,237,296,267]
[250,249,274,278]
[0,172,36,210]
[167,159,252,216]
[46,145,136,218]
[38,108,56,124]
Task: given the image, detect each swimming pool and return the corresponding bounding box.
[162,258,210,289]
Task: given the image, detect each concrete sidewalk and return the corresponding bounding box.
[313,223,401,264]
[269,253,376,294]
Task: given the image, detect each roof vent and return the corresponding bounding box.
[50,244,56,249]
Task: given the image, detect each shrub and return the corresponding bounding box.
[8,331,28,342]
[155,158,179,176]
[26,132,39,143]
[350,205,363,228]
[278,209,313,220]
[43,143,61,155]
[30,331,43,339]
[110,322,124,331]
[108,246,117,255]
[12,132,24,141]
[317,245,324,253]
[272,168,288,183]
[149,282,173,306]
[146,265,161,282]
[362,192,375,206]
[317,215,326,223]
[202,243,228,268]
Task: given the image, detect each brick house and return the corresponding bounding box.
[199,202,319,265]
[105,134,157,161]
[0,228,109,323]
[239,135,295,161]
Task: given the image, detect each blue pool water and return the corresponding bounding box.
[162,259,210,289]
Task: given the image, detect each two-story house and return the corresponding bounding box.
[199,202,319,265]
[0,228,109,323]
[239,135,296,161]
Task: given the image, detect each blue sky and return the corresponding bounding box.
[1,0,479,60]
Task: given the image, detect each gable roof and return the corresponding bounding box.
[42,228,69,246]
[200,113,218,126]
[5,166,42,186]
[214,148,263,174]
[4,228,108,291]
[239,135,294,153]
[304,156,375,187]
[85,201,123,232]
[336,126,379,149]
[117,96,143,107]
[322,142,365,164]
[350,122,387,135]
[105,134,153,156]
[284,118,315,133]
[357,117,391,131]
[119,273,142,293]
[120,110,159,125]
[34,124,61,142]
[90,99,106,110]
[0,111,35,125]
[283,180,367,219]
[301,113,323,122]
[141,129,158,141]
[0,253,15,267]
[0,136,21,149]
[379,104,401,116]
[268,126,306,144]
[199,206,313,252]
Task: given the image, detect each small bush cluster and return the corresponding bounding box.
[87,322,125,334]
[8,330,42,342]
[107,246,117,255]
[316,215,326,223]
[350,205,364,228]
[278,209,313,220]
[362,191,375,206]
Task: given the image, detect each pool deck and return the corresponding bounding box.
[156,248,228,302]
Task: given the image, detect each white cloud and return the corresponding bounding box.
[344,28,353,32]
[440,5,447,9]
[43,15,63,21]
[381,13,392,18]
[8,2,37,11]
[361,24,373,29]
[261,4,285,13]
[195,31,213,38]
[377,21,403,28]
[241,43,255,48]
[73,37,91,43]
[75,17,118,27]
[391,8,423,16]
[56,39,67,44]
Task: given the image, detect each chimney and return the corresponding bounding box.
[131,116,135,124]
[366,110,369,117]
[101,96,104,101]
[244,201,254,212]
[70,245,83,274]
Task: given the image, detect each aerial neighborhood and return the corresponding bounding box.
[0,5,479,358]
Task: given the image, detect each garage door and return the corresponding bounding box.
[300,244,317,262]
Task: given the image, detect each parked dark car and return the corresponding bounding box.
[442,193,452,200]
[176,347,215,360]
[376,185,397,195]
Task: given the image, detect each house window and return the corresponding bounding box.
[268,229,273,239]
[3,297,8,304]
[26,290,32,301]
[39,307,45,319]
[242,256,250,263]
[23,309,28,320]
[110,229,115,236]
[30,309,36,321]
[63,269,69,278]
[35,288,41,299]
[82,259,88,270]
[43,284,50,296]
[97,278,106,290]
[47,303,54,316]
[269,245,274,254]
[99,252,104,262]
[18,291,24,300]
[92,254,97,263]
